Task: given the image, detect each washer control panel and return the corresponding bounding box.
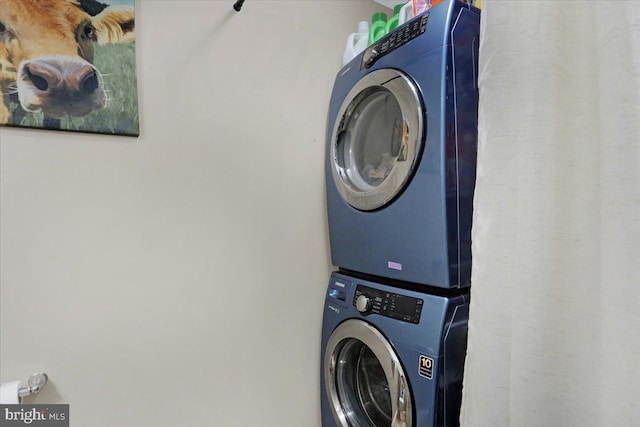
[354,285,423,324]
[361,13,430,69]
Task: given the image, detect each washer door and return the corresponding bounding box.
[331,69,424,211]
[324,319,413,427]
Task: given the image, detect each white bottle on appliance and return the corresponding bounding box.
[342,21,370,66]
[398,1,414,25]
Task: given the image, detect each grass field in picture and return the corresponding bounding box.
[9,43,139,136]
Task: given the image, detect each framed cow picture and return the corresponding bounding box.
[0,0,139,136]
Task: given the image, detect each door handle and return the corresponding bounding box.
[391,375,408,427]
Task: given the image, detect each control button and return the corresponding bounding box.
[355,294,373,314]
[364,48,380,68]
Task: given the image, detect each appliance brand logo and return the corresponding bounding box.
[1,405,68,426]
[328,304,340,315]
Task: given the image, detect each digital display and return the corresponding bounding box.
[390,294,417,315]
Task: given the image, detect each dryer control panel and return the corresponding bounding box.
[354,285,423,324]
[361,13,430,69]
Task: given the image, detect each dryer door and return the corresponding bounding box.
[331,69,423,211]
[324,319,413,427]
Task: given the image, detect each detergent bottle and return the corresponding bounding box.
[369,12,388,45]
[386,4,405,33]
[413,0,430,15]
[398,1,414,25]
[342,21,370,66]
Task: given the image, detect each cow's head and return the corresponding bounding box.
[0,0,134,120]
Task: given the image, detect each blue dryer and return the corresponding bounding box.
[325,0,480,288]
[320,272,469,427]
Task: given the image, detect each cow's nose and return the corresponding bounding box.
[23,61,101,94]
[17,57,106,118]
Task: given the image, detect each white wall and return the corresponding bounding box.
[0,1,382,425]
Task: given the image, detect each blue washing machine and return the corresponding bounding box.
[320,272,469,427]
[326,1,480,288]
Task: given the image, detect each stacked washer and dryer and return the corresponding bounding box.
[320,1,480,426]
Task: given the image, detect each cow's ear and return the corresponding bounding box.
[121,18,134,35]
[78,0,108,16]
[93,6,135,45]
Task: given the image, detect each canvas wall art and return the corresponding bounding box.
[0,0,139,136]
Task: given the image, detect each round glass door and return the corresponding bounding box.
[331,69,424,211]
[325,320,413,427]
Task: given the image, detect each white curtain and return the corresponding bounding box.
[460,1,640,426]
